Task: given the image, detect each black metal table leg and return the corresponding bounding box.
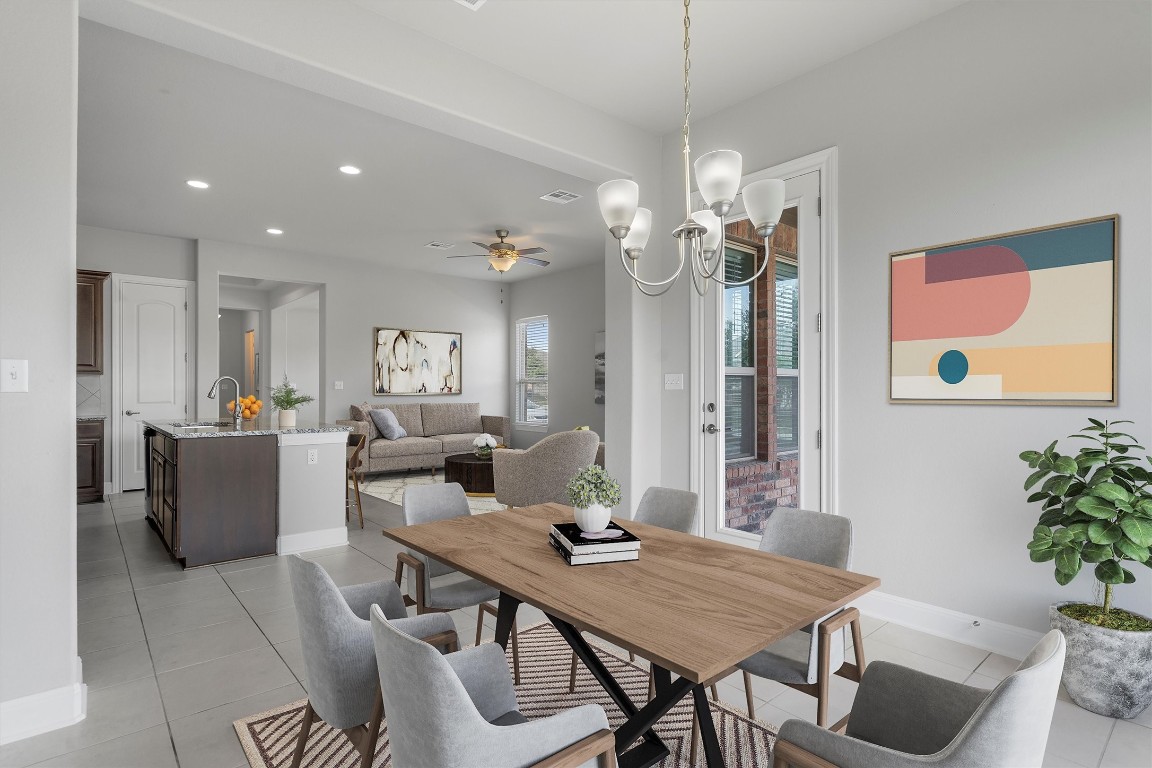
[693,683,724,767]
[493,592,521,650]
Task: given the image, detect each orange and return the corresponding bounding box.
[250,403,261,413]
[242,408,252,418]
[254,400,263,409]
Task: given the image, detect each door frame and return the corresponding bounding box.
[689,146,839,544]
[110,274,196,494]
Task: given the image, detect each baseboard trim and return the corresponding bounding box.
[0,658,87,745]
[855,591,1044,661]
[277,526,348,556]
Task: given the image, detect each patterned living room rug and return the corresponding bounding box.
[234,622,777,768]
[360,470,505,515]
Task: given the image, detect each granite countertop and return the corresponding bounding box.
[143,418,351,440]
[77,415,107,422]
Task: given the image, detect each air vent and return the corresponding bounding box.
[540,189,582,204]
[424,241,455,250]
[453,0,487,10]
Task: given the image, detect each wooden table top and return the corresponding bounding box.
[382,503,880,683]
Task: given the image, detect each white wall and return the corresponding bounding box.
[270,295,321,423]
[0,0,85,743]
[659,1,1152,631]
[507,263,607,448]
[77,224,195,281]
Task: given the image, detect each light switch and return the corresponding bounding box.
[664,373,684,390]
[334,381,344,390]
[1,359,28,393]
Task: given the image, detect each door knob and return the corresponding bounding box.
[125,410,140,416]
[704,423,719,434]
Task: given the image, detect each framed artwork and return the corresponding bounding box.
[373,328,462,395]
[594,331,606,405]
[889,215,1118,405]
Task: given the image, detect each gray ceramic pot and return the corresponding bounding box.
[1050,602,1152,719]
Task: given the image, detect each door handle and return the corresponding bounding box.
[704,423,719,434]
[125,410,140,416]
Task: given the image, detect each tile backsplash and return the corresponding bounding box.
[77,374,104,416]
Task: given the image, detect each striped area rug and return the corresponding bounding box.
[234,622,777,767]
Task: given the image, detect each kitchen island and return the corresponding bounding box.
[142,418,350,568]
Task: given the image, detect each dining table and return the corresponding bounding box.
[382,502,880,768]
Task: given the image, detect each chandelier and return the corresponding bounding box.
[596,0,786,297]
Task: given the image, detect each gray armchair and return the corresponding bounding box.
[493,430,600,507]
[772,630,1066,768]
[736,508,865,728]
[286,555,458,768]
[370,604,616,768]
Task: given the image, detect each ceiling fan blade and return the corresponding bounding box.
[516,247,548,256]
[519,257,550,267]
[446,253,489,258]
[472,241,493,250]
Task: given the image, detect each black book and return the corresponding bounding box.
[549,534,639,565]
[550,521,641,553]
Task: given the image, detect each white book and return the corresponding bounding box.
[549,535,640,565]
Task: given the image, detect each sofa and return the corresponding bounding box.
[338,402,510,475]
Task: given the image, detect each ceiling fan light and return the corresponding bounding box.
[488,256,515,273]
[694,150,742,216]
[597,179,640,238]
[743,178,786,238]
[690,209,722,256]
[621,208,652,258]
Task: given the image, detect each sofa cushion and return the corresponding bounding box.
[421,403,481,437]
[387,403,425,437]
[369,408,407,440]
[438,433,483,454]
[369,436,442,458]
[350,402,381,440]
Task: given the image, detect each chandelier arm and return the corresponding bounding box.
[617,240,686,288]
[706,228,773,287]
[692,217,725,280]
[636,280,678,297]
[690,254,710,296]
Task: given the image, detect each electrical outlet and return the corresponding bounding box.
[307,449,318,465]
[664,373,684,390]
[334,381,344,390]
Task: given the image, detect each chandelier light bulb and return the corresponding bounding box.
[621,208,653,259]
[597,179,640,238]
[690,210,723,257]
[743,178,786,238]
[694,150,742,216]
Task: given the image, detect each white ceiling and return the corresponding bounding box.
[353,0,967,134]
[77,1,966,282]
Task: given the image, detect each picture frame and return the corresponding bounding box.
[889,215,1118,405]
[373,327,462,395]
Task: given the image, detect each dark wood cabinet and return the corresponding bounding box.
[77,420,105,504]
[145,430,278,567]
[77,270,109,373]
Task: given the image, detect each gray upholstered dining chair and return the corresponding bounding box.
[772,630,1066,768]
[394,482,521,682]
[735,508,866,728]
[568,485,700,691]
[492,429,600,507]
[370,604,617,768]
[286,555,459,768]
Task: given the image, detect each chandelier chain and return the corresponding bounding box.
[682,0,692,150]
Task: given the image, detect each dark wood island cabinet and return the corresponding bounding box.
[144,428,278,567]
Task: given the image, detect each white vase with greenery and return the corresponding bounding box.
[270,376,315,429]
[565,464,622,533]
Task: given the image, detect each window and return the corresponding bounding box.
[723,245,756,460]
[775,260,799,453]
[515,315,549,427]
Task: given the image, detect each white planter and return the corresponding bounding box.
[1051,602,1152,718]
[278,409,297,428]
[574,503,612,533]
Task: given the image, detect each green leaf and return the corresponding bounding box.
[1094,559,1125,584]
[1119,516,1152,547]
[1123,567,1136,584]
[1054,456,1079,475]
[1088,468,1114,486]
[1038,509,1065,527]
[1049,476,1075,497]
[1088,520,1123,545]
[1051,528,1075,546]
[1088,418,1105,428]
[1044,440,1058,457]
[1020,450,1041,463]
[1067,522,1090,540]
[1028,537,1054,552]
[1030,547,1058,562]
[1081,543,1114,563]
[1055,568,1077,586]
[1056,547,1082,576]
[1024,468,1050,491]
[1075,496,1117,519]
[1027,491,1049,503]
[1114,537,1150,563]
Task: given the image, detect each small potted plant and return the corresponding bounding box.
[473,433,497,459]
[269,376,315,428]
[565,464,622,533]
[1020,419,1152,718]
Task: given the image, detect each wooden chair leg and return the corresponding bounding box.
[358,688,384,768]
[817,624,832,727]
[628,650,636,662]
[289,700,315,768]
[344,475,350,523]
[569,650,579,693]
[511,618,520,685]
[710,684,719,700]
[474,608,485,648]
[743,670,756,718]
[690,710,699,766]
[352,470,364,529]
[648,668,655,700]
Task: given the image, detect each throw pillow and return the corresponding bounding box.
[351,402,380,440]
[369,408,407,441]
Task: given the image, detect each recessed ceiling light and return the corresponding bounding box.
[339,165,361,175]
[266,228,283,235]
[186,179,210,189]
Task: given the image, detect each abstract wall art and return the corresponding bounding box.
[890,215,1117,405]
[373,328,462,395]
[594,331,606,405]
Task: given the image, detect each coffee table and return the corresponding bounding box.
[442,452,495,497]
[383,502,880,768]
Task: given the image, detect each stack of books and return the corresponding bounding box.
[549,521,641,565]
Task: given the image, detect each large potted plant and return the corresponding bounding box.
[269,376,315,428]
[1021,419,1152,718]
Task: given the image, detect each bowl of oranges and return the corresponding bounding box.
[227,395,263,422]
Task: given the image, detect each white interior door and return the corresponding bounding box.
[117,279,188,490]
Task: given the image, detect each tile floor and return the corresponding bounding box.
[0,490,1148,767]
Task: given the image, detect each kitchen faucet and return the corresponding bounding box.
[207,376,242,429]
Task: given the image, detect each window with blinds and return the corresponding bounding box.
[723,245,756,460]
[515,316,549,426]
[775,260,799,453]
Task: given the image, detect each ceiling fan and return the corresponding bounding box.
[448,229,550,273]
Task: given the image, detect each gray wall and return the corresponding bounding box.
[508,262,607,447]
[0,0,81,726]
[658,1,1152,630]
[270,296,321,423]
[218,308,259,417]
[77,224,195,281]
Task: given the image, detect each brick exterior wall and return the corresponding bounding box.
[723,218,801,535]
